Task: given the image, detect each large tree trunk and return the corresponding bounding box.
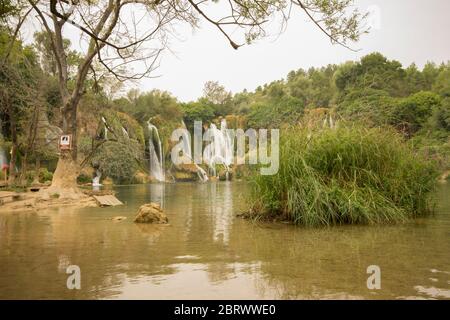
[47,99,82,198]
[51,153,79,189]
[45,155,82,199]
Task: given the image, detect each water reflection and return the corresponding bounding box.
[147,183,165,209]
[0,182,449,299]
[210,182,233,245]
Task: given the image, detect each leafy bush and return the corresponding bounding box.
[77,172,92,184]
[92,141,141,184]
[388,91,441,135]
[247,96,304,128]
[336,89,395,126]
[39,167,53,182]
[180,100,215,129]
[248,125,438,226]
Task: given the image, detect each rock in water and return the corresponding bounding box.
[134,203,168,224]
[112,216,127,222]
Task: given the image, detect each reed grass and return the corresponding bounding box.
[248,125,438,226]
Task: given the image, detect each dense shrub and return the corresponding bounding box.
[92,141,141,184]
[248,125,438,226]
[25,167,53,183]
[388,91,441,136]
[247,96,304,129]
[77,172,92,184]
[180,100,215,129]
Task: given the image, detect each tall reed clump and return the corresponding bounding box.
[248,125,438,226]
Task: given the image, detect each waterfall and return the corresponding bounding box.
[220,119,234,166]
[101,117,108,140]
[180,121,208,182]
[203,119,233,179]
[195,166,209,182]
[147,120,165,182]
[322,114,337,129]
[180,120,192,157]
[121,127,129,138]
[92,170,102,187]
[0,148,7,172]
[0,119,8,173]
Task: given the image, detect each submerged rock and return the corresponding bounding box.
[112,216,127,222]
[134,203,168,224]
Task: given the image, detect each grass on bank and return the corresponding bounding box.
[248,125,439,226]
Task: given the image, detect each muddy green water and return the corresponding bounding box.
[0,182,449,299]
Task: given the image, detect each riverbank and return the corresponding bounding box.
[0,185,125,213]
[0,190,98,213]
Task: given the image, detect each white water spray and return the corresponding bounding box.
[92,170,102,187]
[203,119,233,179]
[147,120,165,182]
[180,121,208,182]
[0,119,7,172]
[101,117,108,140]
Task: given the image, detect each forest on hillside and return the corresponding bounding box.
[1,24,449,185]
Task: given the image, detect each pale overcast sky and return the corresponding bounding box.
[24,0,450,101]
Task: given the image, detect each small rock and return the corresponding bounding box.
[112,216,127,222]
[134,203,168,224]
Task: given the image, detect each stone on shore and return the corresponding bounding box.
[134,203,168,224]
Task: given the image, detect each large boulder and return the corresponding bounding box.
[134,203,168,224]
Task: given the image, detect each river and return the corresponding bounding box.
[0,181,449,299]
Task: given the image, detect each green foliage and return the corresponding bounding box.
[25,167,53,184]
[77,172,92,184]
[113,89,183,158]
[429,97,450,133]
[287,65,337,107]
[247,95,304,128]
[334,53,406,97]
[99,109,145,144]
[336,88,394,126]
[92,141,141,184]
[411,135,450,171]
[0,1,15,21]
[180,100,215,129]
[432,64,450,97]
[117,111,145,144]
[38,167,53,182]
[115,89,182,124]
[248,125,438,226]
[389,91,441,135]
[33,31,81,76]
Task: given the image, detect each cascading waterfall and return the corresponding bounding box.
[0,119,8,173]
[94,117,131,187]
[0,146,7,171]
[180,121,208,182]
[93,117,110,188]
[220,119,234,166]
[203,119,233,179]
[323,114,337,129]
[92,170,102,187]
[147,120,165,182]
[101,117,108,140]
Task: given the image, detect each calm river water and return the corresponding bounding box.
[0,181,449,299]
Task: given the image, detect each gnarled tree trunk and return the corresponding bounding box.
[49,98,80,195]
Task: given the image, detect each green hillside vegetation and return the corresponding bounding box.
[1,26,448,187]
